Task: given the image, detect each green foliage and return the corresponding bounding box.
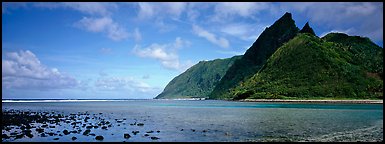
[155,56,241,99]
[228,34,383,100]
[209,12,300,99]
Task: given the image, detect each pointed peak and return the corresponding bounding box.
[299,21,316,36]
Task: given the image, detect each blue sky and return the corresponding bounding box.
[2,2,383,99]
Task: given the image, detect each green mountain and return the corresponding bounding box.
[156,12,383,100]
[299,22,316,36]
[155,55,242,99]
[229,33,383,100]
[209,12,299,99]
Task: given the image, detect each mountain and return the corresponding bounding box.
[299,22,316,36]
[229,33,383,100]
[209,12,299,99]
[155,55,242,99]
[156,12,383,100]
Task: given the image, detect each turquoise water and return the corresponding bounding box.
[2,100,383,142]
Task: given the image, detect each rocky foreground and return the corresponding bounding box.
[1,109,160,142]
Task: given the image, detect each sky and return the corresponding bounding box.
[2,2,383,99]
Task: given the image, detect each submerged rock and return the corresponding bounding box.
[95,135,104,141]
[124,133,131,139]
[132,130,139,135]
[151,136,160,140]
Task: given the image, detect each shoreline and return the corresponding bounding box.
[238,99,383,104]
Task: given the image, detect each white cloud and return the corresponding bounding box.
[34,2,116,16]
[75,16,128,41]
[137,2,187,20]
[132,37,192,71]
[220,23,267,42]
[133,28,142,42]
[100,47,112,54]
[211,2,270,22]
[95,76,157,93]
[192,24,230,48]
[2,50,80,90]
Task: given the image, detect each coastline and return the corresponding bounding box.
[238,99,383,104]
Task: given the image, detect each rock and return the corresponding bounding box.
[86,126,93,129]
[41,133,47,137]
[83,129,91,135]
[137,123,144,126]
[132,130,139,135]
[150,136,160,140]
[71,137,78,140]
[191,129,195,132]
[89,133,96,136]
[180,129,184,131]
[144,134,149,137]
[63,130,71,135]
[95,135,104,141]
[124,133,131,139]
[53,137,59,140]
[71,130,77,133]
[157,130,160,133]
[146,130,154,133]
[2,134,10,139]
[102,126,108,130]
[15,134,24,139]
[203,130,207,133]
[49,125,55,128]
[94,126,99,129]
[36,128,44,133]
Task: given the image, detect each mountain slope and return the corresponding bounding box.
[299,22,316,36]
[155,55,242,99]
[209,12,299,99]
[229,33,383,100]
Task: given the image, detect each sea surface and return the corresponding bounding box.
[2,99,383,142]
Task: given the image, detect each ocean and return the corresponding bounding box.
[2,99,383,142]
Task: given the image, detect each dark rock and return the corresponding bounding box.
[180,129,184,131]
[86,126,93,129]
[203,130,207,132]
[15,134,24,139]
[59,134,63,136]
[146,130,154,133]
[132,130,139,135]
[47,132,55,136]
[71,130,77,133]
[89,133,96,136]
[72,136,77,141]
[83,129,91,135]
[102,126,108,130]
[156,130,160,133]
[94,126,99,129]
[2,134,10,139]
[49,125,55,128]
[150,136,160,140]
[144,134,149,137]
[41,133,47,137]
[95,135,104,141]
[53,137,59,140]
[137,123,144,126]
[124,133,131,139]
[36,128,44,133]
[191,129,195,132]
[63,130,70,135]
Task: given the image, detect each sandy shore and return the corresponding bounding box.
[239,99,383,104]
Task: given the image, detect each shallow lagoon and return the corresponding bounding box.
[2,100,383,142]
